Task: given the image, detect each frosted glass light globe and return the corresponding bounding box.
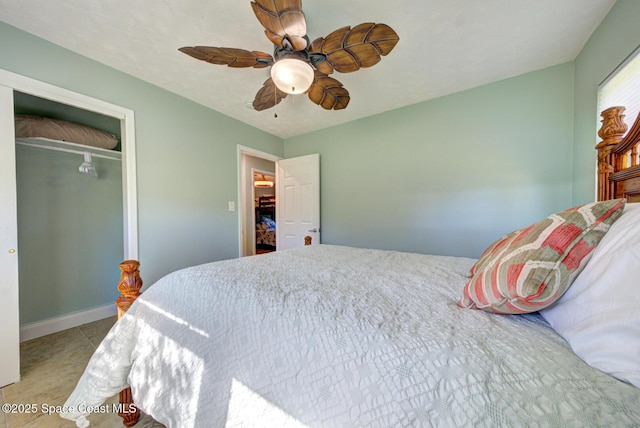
[271,58,314,94]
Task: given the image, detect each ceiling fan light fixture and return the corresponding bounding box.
[270,58,314,95]
[180,3,399,111]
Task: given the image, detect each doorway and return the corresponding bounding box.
[237,145,281,257]
[14,91,124,333]
[237,147,321,257]
[0,68,138,387]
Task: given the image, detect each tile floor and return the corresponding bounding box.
[0,317,159,427]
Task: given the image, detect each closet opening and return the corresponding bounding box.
[13,91,124,338]
[1,69,137,387]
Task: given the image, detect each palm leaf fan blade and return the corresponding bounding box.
[251,0,307,50]
[311,23,400,73]
[253,78,288,111]
[308,73,350,110]
[179,46,273,68]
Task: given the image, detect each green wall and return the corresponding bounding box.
[0,21,282,324]
[284,63,575,257]
[15,145,123,323]
[572,0,640,204]
[1,0,635,323]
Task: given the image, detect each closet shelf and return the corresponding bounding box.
[15,137,122,161]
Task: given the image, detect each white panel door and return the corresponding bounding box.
[276,154,320,250]
[0,84,20,387]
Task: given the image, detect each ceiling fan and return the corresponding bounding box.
[179,0,399,112]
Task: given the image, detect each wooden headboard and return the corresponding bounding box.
[597,106,640,202]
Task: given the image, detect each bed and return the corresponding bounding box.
[61,106,640,427]
[256,195,277,251]
[256,216,277,250]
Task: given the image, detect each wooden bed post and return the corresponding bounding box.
[116,260,142,317]
[596,106,627,201]
[116,260,143,427]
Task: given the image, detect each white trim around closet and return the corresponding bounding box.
[0,68,138,260]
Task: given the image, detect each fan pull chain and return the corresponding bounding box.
[274,85,278,118]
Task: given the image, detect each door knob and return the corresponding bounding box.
[308,228,318,233]
[8,249,16,253]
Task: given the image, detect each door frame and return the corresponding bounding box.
[0,84,19,386]
[236,145,281,257]
[0,69,138,383]
[0,68,138,259]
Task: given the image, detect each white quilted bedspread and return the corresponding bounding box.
[61,245,640,427]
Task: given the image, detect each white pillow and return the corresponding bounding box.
[540,202,640,388]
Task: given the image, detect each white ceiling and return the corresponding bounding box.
[0,0,616,139]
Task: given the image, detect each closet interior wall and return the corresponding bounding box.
[13,91,124,327]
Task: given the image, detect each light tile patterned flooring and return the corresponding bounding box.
[0,317,158,427]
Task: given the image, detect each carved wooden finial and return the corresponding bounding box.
[596,106,628,201]
[116,260,142,318]
[597,106,627,148]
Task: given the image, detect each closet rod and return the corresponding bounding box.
[15,138,122,161]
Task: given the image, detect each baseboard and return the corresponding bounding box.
[20,304,117,342]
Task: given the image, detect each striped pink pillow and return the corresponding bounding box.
[458,199,626,314]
